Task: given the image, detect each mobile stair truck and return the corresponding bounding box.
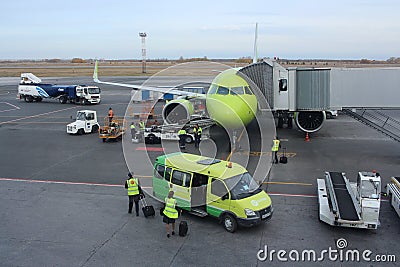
[18,73,101,104]
[386,177,400,218]
[67,110,100,135]
[98,116,126,142]
[317,171,381,229]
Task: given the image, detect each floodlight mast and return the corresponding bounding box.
[139,32,147,73]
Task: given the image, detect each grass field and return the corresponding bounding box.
[1,60,399,77]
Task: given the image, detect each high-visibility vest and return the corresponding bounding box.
[197,127,202,135]
[139,121,145,130]
[271,139,280,152]
[130,124,136,129]
[178,129,186,135]
[193,127,197,134]
[127,178,139,196]
[163,197,178,219]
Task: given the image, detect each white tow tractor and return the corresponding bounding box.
[317,171,381,229]
[67,110,99,135]
[386,177,400,218]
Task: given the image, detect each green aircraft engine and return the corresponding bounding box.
[162,98,194,124]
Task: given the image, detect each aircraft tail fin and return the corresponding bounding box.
[93,60,99,82]
[252,23,258,64]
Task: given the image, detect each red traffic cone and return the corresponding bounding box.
[305,132,310,142]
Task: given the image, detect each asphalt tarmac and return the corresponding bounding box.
[0,76,399,266]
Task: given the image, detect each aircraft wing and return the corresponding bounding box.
[93,61,206,98]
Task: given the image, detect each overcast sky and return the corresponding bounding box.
[1,0,399,60]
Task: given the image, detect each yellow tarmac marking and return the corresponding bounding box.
[226,128,245,161]
[136,175,152,178]
[263,181,312,186]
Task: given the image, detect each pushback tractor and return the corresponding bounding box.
[317,171,381,229]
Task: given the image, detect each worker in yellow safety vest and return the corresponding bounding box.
[125,172,143,216]
[178,128,187,149]
[163,191,179,238]
[139,120,145,132]
[130,122,136,140]
[271,136,281,164]
[193,124,202,148]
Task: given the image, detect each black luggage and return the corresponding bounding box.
[179,221,188,237]
[140,197,155,217]
[279,148,288,164]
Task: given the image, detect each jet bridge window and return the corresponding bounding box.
[216,86,229,95]
[279,79,287,92]
[230,87,244,95]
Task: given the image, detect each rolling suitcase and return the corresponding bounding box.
[279,148,288,164]
[179,221,188,237]
[140,196,155,218]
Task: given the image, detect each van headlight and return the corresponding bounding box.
[244,208,256,217]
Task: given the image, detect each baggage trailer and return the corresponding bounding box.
[317,171,381,229]
[386,177,400,218]
[99,117,126,142]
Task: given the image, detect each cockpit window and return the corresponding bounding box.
[244,86,253,95]
[208,84,218,94]
[216,86,229,95]
[230,87,244,95]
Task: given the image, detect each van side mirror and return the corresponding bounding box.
[222,193,229,200]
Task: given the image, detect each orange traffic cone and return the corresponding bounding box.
[305,132,310,142]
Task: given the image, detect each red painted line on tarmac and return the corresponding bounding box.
[0,177,152,189]
[135,147,164,152]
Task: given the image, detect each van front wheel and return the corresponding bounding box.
[223,214,237,233]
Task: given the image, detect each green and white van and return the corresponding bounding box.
[152,152,273,232]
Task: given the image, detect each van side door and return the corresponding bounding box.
[207,178,230,218]
[170,169,192,210]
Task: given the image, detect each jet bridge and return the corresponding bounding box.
[241,60,400,137]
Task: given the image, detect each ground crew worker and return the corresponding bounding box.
[130,122,136,140]
[108,107,114,126]
[194,124,202,148]
[124,172,143,216]
[163,191,179,238]
[178,128,187,149]
[139,120,145,132]
[271,136,281,164]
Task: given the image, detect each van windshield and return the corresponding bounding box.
[225,172,261,200]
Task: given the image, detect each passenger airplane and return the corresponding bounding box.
[93,25,260,130]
